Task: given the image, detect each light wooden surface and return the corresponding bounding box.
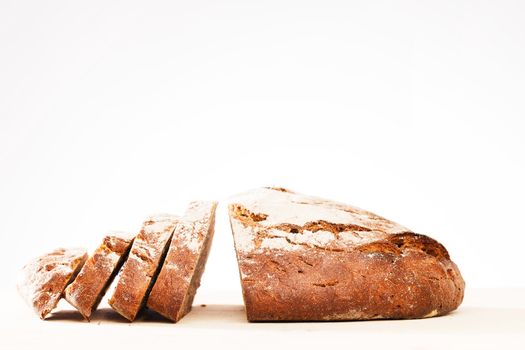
[3,288,524,350]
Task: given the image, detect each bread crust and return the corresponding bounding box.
[228,188,465,321]
[64,234,134,320]
[147,201,217,322]
[108,215,178,321]
[17,248,87,319]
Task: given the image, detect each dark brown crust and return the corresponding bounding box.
[147,202,217,322]
[64,235,134,320]
[237,233,464,321]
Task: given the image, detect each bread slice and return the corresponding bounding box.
[64,233,134,320]
[17,248,88,319]
[228,187,465,321]
[147,201,218,322]
[108,215,178,321]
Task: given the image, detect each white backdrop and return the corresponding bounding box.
[1,0,524,298]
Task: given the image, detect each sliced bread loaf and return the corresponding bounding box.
[64,233,134,320]
[108,215,178,321]
[147,201,217,322]
[18,248,87,319]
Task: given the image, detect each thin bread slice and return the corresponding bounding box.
[64,233,134,320]
[17,248,88,319]
[108,215,178,321]
[147,201,217,322]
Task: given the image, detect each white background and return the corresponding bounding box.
[1,0,524,302]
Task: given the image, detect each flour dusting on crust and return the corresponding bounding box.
[146,201,218,321]
[171,201,217,253]
[143,214,180,235]
[228,187,465,321]
[17,248,87,319]
[229,188,409,253]
[64,232,133,319]
[108,214,178,320]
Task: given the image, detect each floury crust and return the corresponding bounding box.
[228,187,464,321]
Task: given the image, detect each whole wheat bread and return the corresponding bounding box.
[108,215,178,321]
[64,233,134,320]
[17,248,87,319]
[147,201,217,322]
[228,187,464,321]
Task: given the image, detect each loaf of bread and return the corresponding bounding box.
[17,248,87,319]
[228,187,464,321]
[147,201,218,322]
[64,233,134,320]
[108,215,178,321]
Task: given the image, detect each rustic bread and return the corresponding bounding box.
[17,248,88,319]
[108,215,178,321]
[147,201,218,322]
[228,187,464,321]
[64,233,134,320]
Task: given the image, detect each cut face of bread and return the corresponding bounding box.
[228,187,465,321]
[17,248,88,319]
[147,201,218,322]
[108,215,178,321]
[64,233,134,320]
